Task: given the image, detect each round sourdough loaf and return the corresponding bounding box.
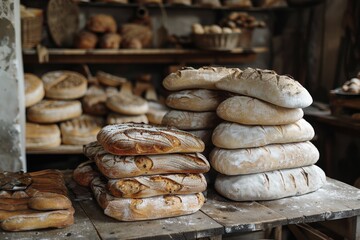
[162,110,220,130]
[217,96,303,125]
[24,73,45,108]
[215,67,313,108]
[212,119,314,149]
[42,71,87,100]
[163,66,238,90]
[210,141,319,175]
[214,165,326,201]
[91,177,205,221]
[106,93,148,115]
[25,123,61,149]
[96,71,127,87]
[106,113,148,125]
[146,101,169,125]
[97,123,205,155]
[165,89,229,111]
[83,141,104,160]
[95,152,210,178]
[27,100,82,123]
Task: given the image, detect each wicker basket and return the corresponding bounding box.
[193,33,241,51]
[21,9,43,49]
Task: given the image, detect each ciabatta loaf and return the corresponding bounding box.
[91,177,205,221]
[106,93,149,115]
[97,123,205,155]
[215,165,326,201]
[95,152,210,178]
[216,67,313,108]
[107,174,207,198]
[107,113,148,125]
[217,96,303,125]
[42,71,87,100]
[162,110,220,130]
[26,123,61,149]
[210,141,319,175]
[212,119,314,149]
[27,100,82,123]
[24,73,45,107]
[163,66,238,90]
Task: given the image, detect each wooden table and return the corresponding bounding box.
[1,178,359,239]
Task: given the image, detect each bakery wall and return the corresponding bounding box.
[0,0,26,171]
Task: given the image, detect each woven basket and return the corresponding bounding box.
[193,33,241,51]
[21,9,43,49]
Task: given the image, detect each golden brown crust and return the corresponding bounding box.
[24,73,45,107]
[73,160,100,187]
[87,14,117,33]
[26,123,61,149]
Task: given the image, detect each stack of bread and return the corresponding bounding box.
[209,67,326,201]
[73,123,210,221]
[0,170,74,231]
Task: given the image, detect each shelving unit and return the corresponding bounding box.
[27,145,83,155]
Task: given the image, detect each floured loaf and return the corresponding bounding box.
[24,73,45,108]
[162,110,220,130]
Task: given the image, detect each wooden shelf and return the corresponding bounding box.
[22,47,268,64]
[27,145,83,155]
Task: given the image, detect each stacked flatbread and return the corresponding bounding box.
[210,67,326,201]
[73,123,210,221]
[0,170,74,231]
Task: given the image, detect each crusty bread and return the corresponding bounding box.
[26,123,61,149]
[217,96,303,125]
[97,123,205,155]
[87,14,117,33]
[73,160,100,187]
[82,85,108,116]
[162,110,220,130]
[146,101,169,125]
[107,113,148,125]
[212,119,314,149]
[188,130,213,147]
[96,71,127,87]
[42,71,87,100]
[83,141,104,160]
[24,73,45,107]
[215,165,326,201]
[163,66,237,90]
[28,192,72,211]
[106,93,149,115]
[91,177,205,221]
[166,89,229,111]
[60,115,103,145]
[210,141,319,175]
[216,67,313,108]
[27,100,82,123]
[100,33,122,49]
[95,152,210,178]
[107,173,207,198]
[0,209,39,221]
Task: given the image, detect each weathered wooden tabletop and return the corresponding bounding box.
[1,178,359,239]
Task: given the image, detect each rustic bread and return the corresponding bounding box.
[91,177,205,221]
[83,141,104,160]
[107,173,207,198]
[146,101,169,125]
[188,130,213,147]
[95,152,210,178]
[216,67,313,108]
[215,165,326,201]
[163,66,238,90]
[107,113,148,125]
[87,14,117,33]
[27,100,82,123]
[162,110,220,130]
[210,141,319,175]
[60,115,103,145]
[74,31,98,49]
[42,71,87,100]
[97,123,205,155]
[26,123,61,149]
[100,33,122,49]
[82,85,108,116]
[73,160,100,187]
[212,119,314,149]
[28,193,72,211]
[24,73,45,107]
[96,71,127,87]
[106,93,149,115]
[217,96,303,125]
[165,89,229,111]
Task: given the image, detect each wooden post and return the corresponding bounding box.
[0,0,26,171]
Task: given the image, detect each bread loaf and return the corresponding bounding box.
[73,160,100,187]
[217,96,303,125]
[26,123,61,149]
[107,113,148,125]
[163,66,238,90]
[87,14,117,33]
[95,152,210,178]
[97,123,205,155]
[91,177,205,221]
[215,67,313,108]
[212,119,314,149]
[107,174,207,198]
[146,101,169,125]
[82,85,108,116]
[74,31,98,49]
[215,165,326,201]
[106,93,149,115]
[165,89,229,111]
[188,130,213,147]
[0,209,39,221]
[96,71,127,87]
[24,73,44,107]
[100,33,122,49]
[28,192,72,211]
[162,110,221,130]
[83,141,104,160]
[210,141,319,175]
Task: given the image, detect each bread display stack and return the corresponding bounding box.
[0,170,74,231]
[210,67,326,201]
[73,123,210,221]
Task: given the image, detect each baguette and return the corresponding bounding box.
[215,165,326,201]
[217,96,303,125]
[97,123,205,155]
[162,110,220,130]
[216,67,313,108]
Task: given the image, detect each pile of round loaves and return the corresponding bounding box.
[162,67,327,201]
[73,123,210,221]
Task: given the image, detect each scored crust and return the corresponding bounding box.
[106,93,149,115]
[96,71,127,87]
[107,113,148,125]
[162,110,221,130]
[24,73,45,107]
